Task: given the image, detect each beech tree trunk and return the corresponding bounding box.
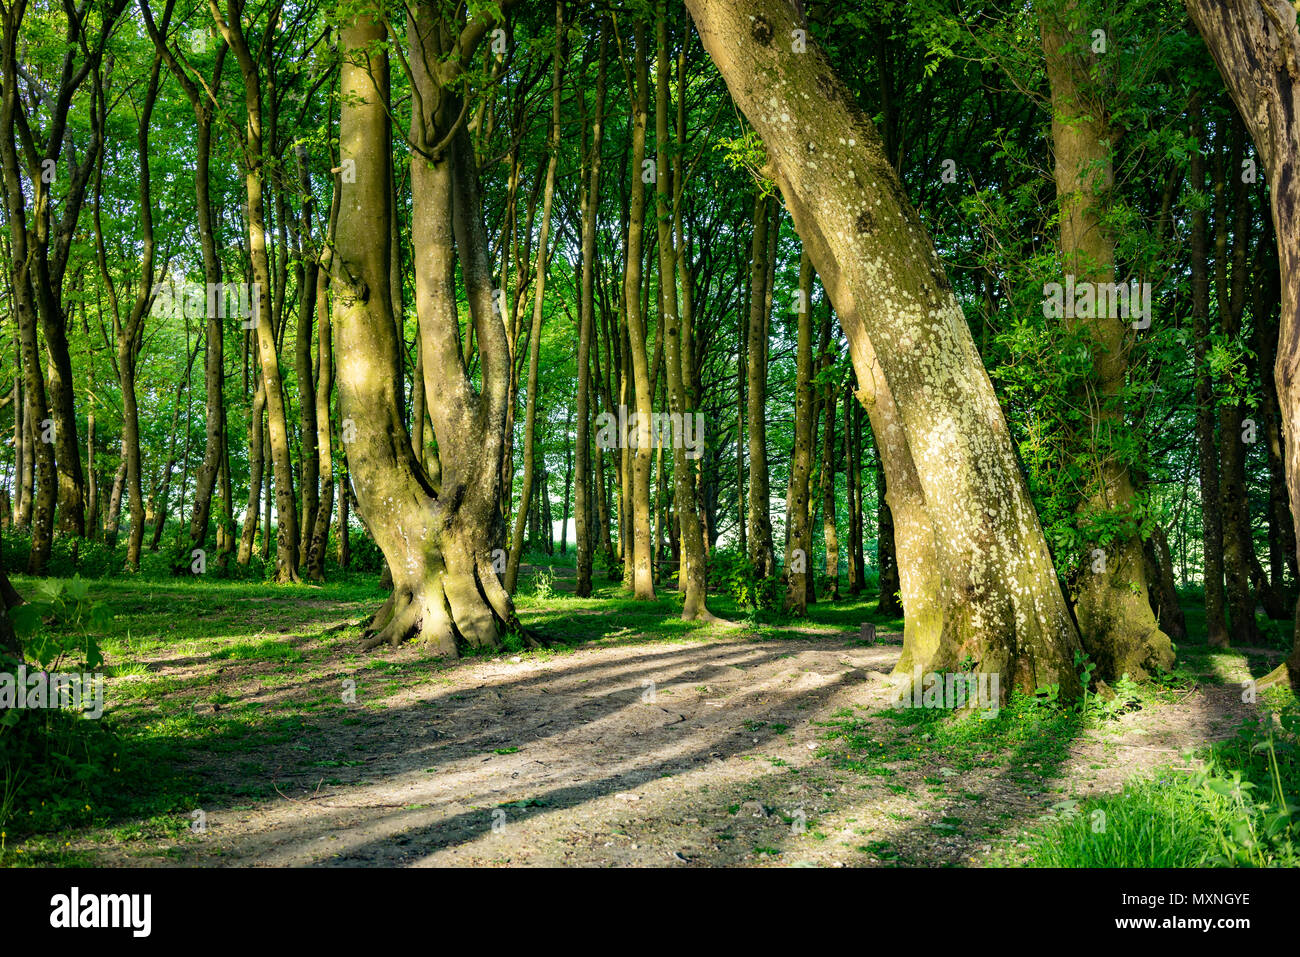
[332,0,523,653]
[507,3,564,595]
[210,0,300,583]
[1189,109,1230,646]
[784,252,815,613]
[620,21,657,600]
[745,189,776,580]
[686,0,1084,698]
[873,431,903,617]
[656,2,711,619]
[573,17,606,599]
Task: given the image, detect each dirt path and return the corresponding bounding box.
[75,606,1261,868]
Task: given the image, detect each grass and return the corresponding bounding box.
[2,564,1296,868]
[1012,710,1300,867]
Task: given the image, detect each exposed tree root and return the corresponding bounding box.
[358,555,558,656]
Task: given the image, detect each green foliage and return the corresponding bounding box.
[1022,703,1300,867]
[710,549,777,613]
[8,576,109,672]
[1,579,116,847]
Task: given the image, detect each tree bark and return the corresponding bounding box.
[783,251,815,613]
[745,189,776,580]
[209,0,300,583]
[656,2,711,619]
[574,16,607,599]
[686,0,1084,698]
[334,0,525,652]
[1189,109,1230,647]
[507,2,564,595]
[1042,5,1174,678]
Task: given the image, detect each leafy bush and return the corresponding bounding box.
[1,577,117,842]
[710,549,777,612]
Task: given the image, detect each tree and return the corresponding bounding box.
[685,0,1083,698]
[209,0,300,583]
[1040,0,1174,678]
[333,0,524,652]
[506,1,564,595]
[783,251,815,613]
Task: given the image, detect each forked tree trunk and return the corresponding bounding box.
[333,1,523,653]
[686,0,1083,698]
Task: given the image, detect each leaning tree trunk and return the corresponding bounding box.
[1185,0,1300,686]
[686,0,1084,698]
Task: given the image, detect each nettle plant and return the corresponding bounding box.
[7,576,110,673]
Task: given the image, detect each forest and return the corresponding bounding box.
[0,0,1299,875]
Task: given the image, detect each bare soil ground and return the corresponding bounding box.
[68,593,1269,868]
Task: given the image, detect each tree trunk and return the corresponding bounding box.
[1189,110,1230,647]
[334,1,524,652]
[1212,119,1261,644]
[574,17,607,599]
[141,3,228,570]
[306,263,336,581]
[686,0,1084,699]
[1042,5,1174,678]
[818,328,839,601]
[745,189,776,580]
[239,380,266,565]
[845,378,862,597]
[210,0,299,582]
[507,2,564,595]
[656,2,711,618]
[784,251,815,613]
[874,429,902,616]
[618,21,657,600]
